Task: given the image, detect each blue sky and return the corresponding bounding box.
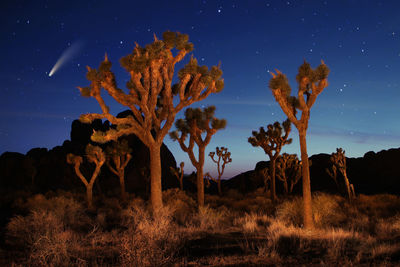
[1,0,400,178]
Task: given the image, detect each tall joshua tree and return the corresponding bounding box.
[269,60,329,228]
[326,148,355,201]
[276,153,302,195]
[170,162,185,191]
[67,144,106,209]
[208,146,232,196]
[170,106,226,207]
[248,119,292,201]
[77,32,224,212]
[106,139,132,203]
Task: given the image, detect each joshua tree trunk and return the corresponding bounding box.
[87,184,94,210]
[197,147,206,207]
[270,158,277,201]
[119,170,127,202]
[149,144,163,212]
[344,173,351,199]
[217,180,222,196]
[299,130,313,228]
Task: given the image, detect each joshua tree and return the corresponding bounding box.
[170,162,185,191]
[170,106,226,207]
[77,31,224,212]
[326,148,355,201]
[269,60,329,228]
[67,144,106,209]
[276,153,302,195]
[105,139,132,203]
[208,146,232,196]
[248,119,292,201]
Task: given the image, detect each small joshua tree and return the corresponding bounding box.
[269,60,329,228]
[105,139,132,203]
[67,144,106,209]
[170,162,185,191]
[77,31,224,212]
[326,148,355,201]
[170,106,226,207]
[276,153,302,195]
[208,146,232,195]
[248,119,292,201]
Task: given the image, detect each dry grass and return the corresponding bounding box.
[4,191,400,266]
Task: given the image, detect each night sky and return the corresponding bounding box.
[1,0,400,178]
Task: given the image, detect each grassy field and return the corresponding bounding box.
[2,189,400,266]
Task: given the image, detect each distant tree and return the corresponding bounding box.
[276,153,302,195]
[248,119,292,201]
[77,31,224,212]
[170,106,226,207]
[66,144,106,209]
[208,146,232,196]
[170,162,185,191]
[105,139,132,203]
[269,60,329,228]
[326,148,355,201]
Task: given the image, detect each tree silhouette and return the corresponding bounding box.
[66,144,106,209]
[170,106,226,207]
[269,60,329,228]
[105,139,132,203]
[77,31,224,212]
[248,119,292,201]
[276,153,302,195]
[326,148,355,201]
[170,162,185,191]
[208,146,232,196]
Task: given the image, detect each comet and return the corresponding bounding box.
[49,41,84,77]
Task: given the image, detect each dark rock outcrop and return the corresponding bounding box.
[224,148,400,195]
[0,110,178,198]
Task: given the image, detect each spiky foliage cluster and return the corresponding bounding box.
[208,147,232,196]
[248,119,292,201]
[326,148,355,201]
[269,61,329,126]
[170,106,226,207]
[268,60,330,228]
[276,153,302,195]
[78,31,224,145]
[248,119,292,156]
[170,162,185,191]
[105,139,132,202]
[77,31,224,211]
[66,144,106,209]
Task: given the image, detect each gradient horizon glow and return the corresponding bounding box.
[1,1,400,178]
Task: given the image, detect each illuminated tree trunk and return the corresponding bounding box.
[299,130,313,229]
[149,144,163,211]
[119,169,127,202]
[86,184,94,210]
[197,146,205,207]
[270,157,277,201]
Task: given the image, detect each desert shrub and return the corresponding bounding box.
[6,209,78,266]
[21,193,89,230]
[276,193,346,228]
[356,194,400,218]
[234,213,271,233]
[265,218,365,263]
[162,188,197,225]
[192,205,231,231]
[96,197,123,230]
[225,189,243,199]
[119,204,182,266]
[5,194,123,266]
[375,214,400,240]
[231,195,274,214]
